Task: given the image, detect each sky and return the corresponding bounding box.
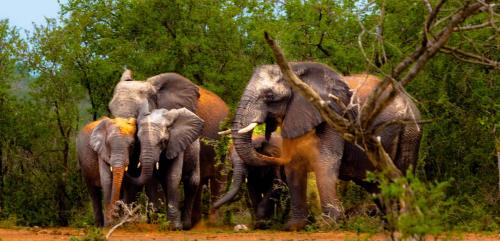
[0,0,66,33]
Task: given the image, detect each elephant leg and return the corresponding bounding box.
[247,177,262,222]
[163,153,184,230]
[283,159,308,231]
[98,160,113,225]
[182,143,200,230]
[314,129,344,223]
[123,179,142,204]
[254,186,276,229]
[145,179,164,223]
[208,165,226,223]
[190,178,205,226]
[86,183,104,227]
[145,179,164,211]
[182,175,199,229]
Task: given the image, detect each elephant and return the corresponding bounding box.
[230,62,422,230]
[109,70,229,224]
[213,134,287,229]
[76,117,137,226]
[130,107,204,230]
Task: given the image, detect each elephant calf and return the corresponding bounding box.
[127,107,204,230]
[214,134,288,229]
[77,117,137,226]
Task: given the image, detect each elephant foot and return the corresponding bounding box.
[253,219,272,230]
[206,208,219,225]
[182,215,192,230]
[283,219,307,231]
[182,222,192,230]
[169,221,183,231]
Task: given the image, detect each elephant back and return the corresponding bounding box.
[341,74,420,126]
[196,87,229,140]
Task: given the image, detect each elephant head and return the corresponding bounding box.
[130,108,204,186]
[232,62,352,167]
[109,69,200,118]
[88,117,137,219]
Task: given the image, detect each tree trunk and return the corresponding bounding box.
[0,144,3,210]
[54,101,70,225]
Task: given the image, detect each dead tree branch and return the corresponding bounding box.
[264,32,403,179]
[106,201,142,240]
[454,21,499,31]
[361,0,491,133]
[440,45,500,68]
[263,0,493,182]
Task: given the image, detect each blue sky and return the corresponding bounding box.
[0,0,66,33]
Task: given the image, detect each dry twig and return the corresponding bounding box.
[106,201,142,240]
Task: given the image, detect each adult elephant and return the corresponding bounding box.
[76,117,137,226]
[132,107,204,230]
[213,134,287,229]
[109,70,229,224]
[231,62,422,230]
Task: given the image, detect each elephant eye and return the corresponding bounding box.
[261,87,275,102]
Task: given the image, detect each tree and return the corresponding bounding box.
[264,0,498,237]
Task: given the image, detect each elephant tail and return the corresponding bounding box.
[213,146,246,209]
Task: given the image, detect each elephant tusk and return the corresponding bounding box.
[110,166,113,172]
[125,166,128,172]
[217,129,232,135]
[238,123,258,134]
[156,162,159,170]
[137,162,141,168]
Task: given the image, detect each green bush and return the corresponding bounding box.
[367,170,456,240]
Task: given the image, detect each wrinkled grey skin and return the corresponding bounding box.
[232,62,422,230]
[109,70,229,225]
[131,108,204,230]
[213,134,286,229]
[76,117,136,226]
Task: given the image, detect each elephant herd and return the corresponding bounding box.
[77,62,422,231]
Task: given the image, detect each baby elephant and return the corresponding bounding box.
[214,134,288,229]
[128,108,204,230]
[77,117,137,226]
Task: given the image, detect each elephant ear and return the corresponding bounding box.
[89,118,111,161]
[147,73,200,112]
[163,108,204,159]
[281,63,351,139]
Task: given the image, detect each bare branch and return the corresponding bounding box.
[422,0,433,13]
[455,21,498,31]
[440,45,500,69]
[316,32,331,57]
[423,0,447,45]
[402,1,488,84]
[361,1,489,143]
[264,32,403,179]
[106,201,142,240]
[264,32,353,140]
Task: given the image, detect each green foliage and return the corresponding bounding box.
[0,0,497,232]
[367,170,457,240]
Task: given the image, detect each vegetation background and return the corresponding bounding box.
[0,0,498,233]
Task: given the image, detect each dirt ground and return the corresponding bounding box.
[0,224,498,241]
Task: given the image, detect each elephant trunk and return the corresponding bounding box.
[232,95,282,167]
[109,166,125,209]
[128,146,158,186]
[103,151,127,222]
[213,146,247,209]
